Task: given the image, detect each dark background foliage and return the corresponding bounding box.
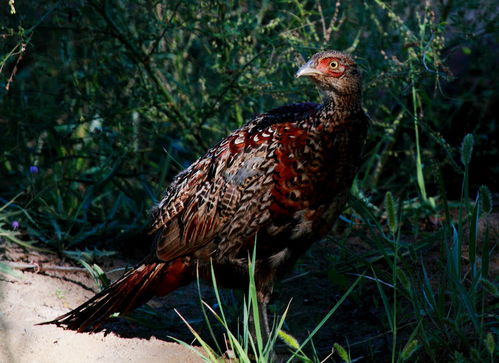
[1,0,498,361]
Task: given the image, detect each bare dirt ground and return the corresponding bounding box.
[0,245,203,363]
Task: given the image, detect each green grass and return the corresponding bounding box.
[173,248,362,362]
[1,0,498,361]
[342,133,497,361]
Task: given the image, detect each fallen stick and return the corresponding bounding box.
[0,261,86,273]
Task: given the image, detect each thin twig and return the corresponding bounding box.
[317,0,327,41]
[147,0,183,57]
[281,271,310,283]
[1,261,86,273]
[5,43,26,91]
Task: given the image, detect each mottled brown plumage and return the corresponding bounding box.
[42,50,369,334]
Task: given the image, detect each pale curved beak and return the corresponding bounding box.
[295,60,322,78]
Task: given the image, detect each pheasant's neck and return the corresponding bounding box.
[309,94,362,132]
[323,92,362,112]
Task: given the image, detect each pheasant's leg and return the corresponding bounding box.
[248,299,270,346]
[248,295,279,363]
[258,299,279,361]
[258,299,271,343]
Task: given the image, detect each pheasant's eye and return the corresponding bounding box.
[329,61,339,69]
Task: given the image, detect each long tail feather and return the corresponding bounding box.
[39,258,187,332]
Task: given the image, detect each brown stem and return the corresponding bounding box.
[1,261,86,273]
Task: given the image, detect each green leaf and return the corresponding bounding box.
[372,268,393,329]
[400,339,419,361]
[396,268,410,291]
[79,260,111,288]
[0,261,24,280]
[480,278,498,297]
[333,342,350,362]
[469,195,479,267]
[278,330,300,350]
[384,191,397,235]
[460,134,474,166]
[486,332,495,355]
[479,185,493,214]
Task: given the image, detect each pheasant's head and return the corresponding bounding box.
[296,50,361,103]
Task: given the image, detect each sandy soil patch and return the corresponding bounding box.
[0,246,203,363]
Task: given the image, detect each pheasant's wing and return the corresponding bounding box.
[150,103,318,262]
[151,127,274,261]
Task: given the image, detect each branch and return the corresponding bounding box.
[1,261,86,273]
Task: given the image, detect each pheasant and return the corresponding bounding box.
[42,50,369,337]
